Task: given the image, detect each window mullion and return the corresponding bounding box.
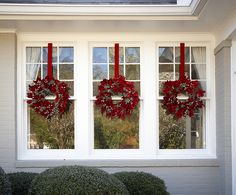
[141,41,157,158]
[76,41,90,158]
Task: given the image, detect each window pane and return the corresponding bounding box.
[175,47,190,63]
[125,47,140,63]
[109,64,124,78]
[159,81,164,96]
[191,64,206,80]
[26,47,41,63]
[94,103,139,149]
[199,81,206,96]
[59,47,74,63]
[159,47,173,63]
[26,81,33,94]
[159,64,174,80]
[59,64,74,80]
[43,64,57,79]
[26,64,41,80]
[175,64,190,79]
[93,64,107,80]
[159,101,205,149]
[191,47,206,63]
[93,82,99,96]
[109,47,124,63]
[125,65,140,80]
[134,82,140,95]
[64,81,74,96]
[43,47,57,63]
[93,47,107,63]
[28,102,74,149]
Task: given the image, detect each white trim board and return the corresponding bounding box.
[15,159,219,168]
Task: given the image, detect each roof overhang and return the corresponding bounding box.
[0,0,208,20]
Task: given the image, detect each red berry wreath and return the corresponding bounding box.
[95,76,140,119]
[27,76,70,119]
[162,76,205,119]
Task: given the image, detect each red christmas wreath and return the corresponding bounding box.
[95,75,139,119]
[95,43,140,119]
[27,43,70,119]
[27,76,70,119]
[162,43,205,119]
[162,76,205,119]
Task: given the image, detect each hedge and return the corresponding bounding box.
[29,166,130,195]
[0,167,11,195]
[112,171,169,195]
[7,172,39,195]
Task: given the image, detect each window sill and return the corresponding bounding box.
[15,159,219,168]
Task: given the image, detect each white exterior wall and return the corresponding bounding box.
[0,33,16,172]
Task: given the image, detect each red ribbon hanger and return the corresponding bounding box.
[47,43,53,78]
[179,43,185,79]
[114,43,119,79]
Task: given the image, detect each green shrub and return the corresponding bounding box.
[0,167,11,195]
[7,172,39,195]
[112,171,169,195]
[29,166,130,195]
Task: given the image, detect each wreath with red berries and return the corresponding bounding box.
[95,75,139,119]
[162,43,205,119]
[27,76,70,119]
[27,43,70,119]
[162,76,205,119]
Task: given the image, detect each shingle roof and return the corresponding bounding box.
[0,0,177,4]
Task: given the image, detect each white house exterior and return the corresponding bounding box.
[0,0,235,194]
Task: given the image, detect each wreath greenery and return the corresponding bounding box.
[27,76,70,119]
[95,76,139,119]
[162,76,205,119]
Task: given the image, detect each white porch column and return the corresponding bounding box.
[231,40,236,195]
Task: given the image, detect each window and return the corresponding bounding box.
[20,44,77,159]
[157,44,210,153]
[18,35,215,161]
[92,45,141,150]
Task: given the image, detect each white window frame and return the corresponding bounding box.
[17,33,216,161]
[157,42,216,159]
[17,41,79,160]
[89,42,146,159]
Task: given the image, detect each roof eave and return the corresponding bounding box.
[0,0,207,20]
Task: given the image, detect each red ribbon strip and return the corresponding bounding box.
[47,43,53,78]
[180,43,185,79]
[114,43,119,79]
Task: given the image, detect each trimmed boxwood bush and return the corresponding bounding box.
[29,166,130,195]
[7,172,39,195]
[0,167,11,195]
[112,171,169,195]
